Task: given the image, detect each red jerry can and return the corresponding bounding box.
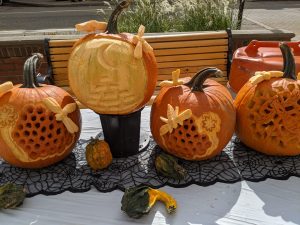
[228,40,300,93]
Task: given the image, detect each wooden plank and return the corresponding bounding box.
[55,79,70,86]
[50,47,72,54]
[156,52,227,63]
[53,67,68,74]
[158,64,227,75]
[157,59,227,68]
[154,45,228,56]
[49,39,77,47]
[145,31,228,43]
[54,73,68,81]
[51,54,70,61]
[150,39,228,49]
[52,61,68,68]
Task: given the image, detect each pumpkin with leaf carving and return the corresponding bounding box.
[150,68,236,160]
[235,43,300,156]
[0,54,81,168]
[68,0,157,115]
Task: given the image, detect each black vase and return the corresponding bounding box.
[98,108,144,158]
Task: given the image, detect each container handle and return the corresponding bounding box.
[245,40,300,56]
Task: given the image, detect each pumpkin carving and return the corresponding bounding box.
[68,0,158,115]
[0,54,81,168]
[235,43,300,156]
[150,68,236,160]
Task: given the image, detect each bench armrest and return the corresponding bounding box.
[40,38,54,85]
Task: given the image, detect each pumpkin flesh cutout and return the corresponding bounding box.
[151,68,236,160]
[68,0,157,115]
[0,54,81,168]
[235,43,300,156]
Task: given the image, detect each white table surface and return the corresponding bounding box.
[1,108,300,225]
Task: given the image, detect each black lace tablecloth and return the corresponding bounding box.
[1,133,300,197]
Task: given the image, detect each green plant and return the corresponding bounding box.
[119,0,173,32]
[178,0,240,31]
[99,0,244,33]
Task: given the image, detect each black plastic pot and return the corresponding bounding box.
[98,108,146,158]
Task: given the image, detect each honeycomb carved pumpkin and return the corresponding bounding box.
[68,0,158,115]
[150,68,236,160]
[0,54,81,168]
[235,43,300,156]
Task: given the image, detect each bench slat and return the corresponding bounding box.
[157,64,227,75]
[49,39,77,47]
[145,31,228,43]
[50,47,72,54]
[150,39,228,49]
[156,53,227,63]
[154,45,227,56]
[157,59,226,68]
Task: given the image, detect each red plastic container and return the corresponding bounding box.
[228,40,300,93]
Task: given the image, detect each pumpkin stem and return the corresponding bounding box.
[185,67,223,92]
[280,42,297,80]
[21,53,43,88]
[105,0,131,34]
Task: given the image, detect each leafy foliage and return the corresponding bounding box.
[99,0,243,33]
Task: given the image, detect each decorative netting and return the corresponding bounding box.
[1,134,300,197]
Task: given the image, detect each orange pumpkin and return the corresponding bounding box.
[150,68,236,160]
[235,43,300,156]
[68,0,158,115]
[0,53,81,168]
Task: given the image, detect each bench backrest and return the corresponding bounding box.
[45,30,231,106]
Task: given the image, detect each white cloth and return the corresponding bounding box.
[1,108,300,225]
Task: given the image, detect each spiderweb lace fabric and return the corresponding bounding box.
[1,133,300,197]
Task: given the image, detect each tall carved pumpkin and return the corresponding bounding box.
[68,0,158,115]
[235,43,300,156]
[151,68,236,160]
[0,54,81,168]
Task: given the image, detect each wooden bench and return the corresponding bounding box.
[42,30,232,107]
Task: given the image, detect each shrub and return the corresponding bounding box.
[113,0,243,33]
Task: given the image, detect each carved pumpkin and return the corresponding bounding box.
[235,43,300,156]
[85,139,112,170]
[68,0,157,115]
[0,54,81,168]
[150,68,236,160]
